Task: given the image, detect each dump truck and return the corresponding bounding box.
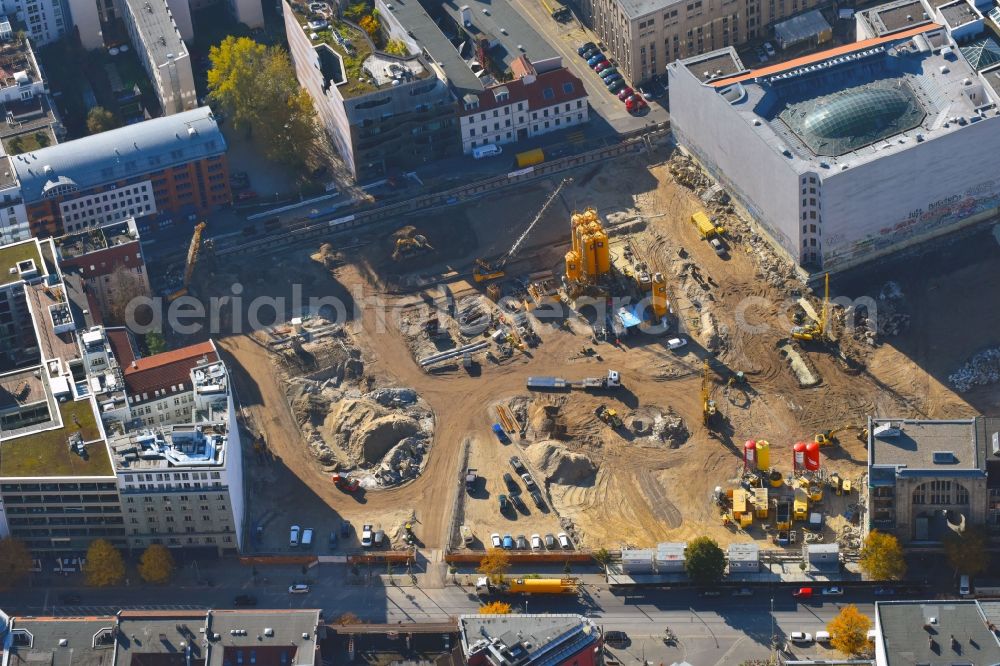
[475,576,578,596]
[515,148,545,168]
[331,473,360,493]
[528,370,620,391]
[692,211,724,239]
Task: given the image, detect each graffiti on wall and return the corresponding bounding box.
[824,178,1000,267]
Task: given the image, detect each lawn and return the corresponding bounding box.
[0,400,112,477]
[0,240,43,287]
[3,129,54,156]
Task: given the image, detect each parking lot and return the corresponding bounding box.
[504,0,669,131]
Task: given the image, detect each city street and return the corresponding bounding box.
[7,558,897,665]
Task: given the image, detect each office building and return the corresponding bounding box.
[10,107,229,238]
[668,20,1000,271]
[1,614,119,666]
[867,417,997,544]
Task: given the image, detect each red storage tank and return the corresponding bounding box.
[793,441,806,470]
[805,441,821,471]
[744,440,757,468]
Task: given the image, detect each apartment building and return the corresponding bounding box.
[54,218,150,325]
[0,24,65,164]
[591,0,826,83]
[458,56,588,154]
[0,0,69,46]
[0,157,27,247]
[9,107,229,238]
[119,0,197,115]
[0,238,126,555]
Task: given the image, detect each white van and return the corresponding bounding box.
[960,575,971,596]
[472,144,503,159]
[814,631,831,643]
[301,528,314,548]
[289,524,301,547]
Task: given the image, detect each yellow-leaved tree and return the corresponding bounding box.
[479,601,512,614]
[138,544,175,584]
[83,539,126,587]
[827,604,872,657]
[859,530,906,580]
[478,548,511,584]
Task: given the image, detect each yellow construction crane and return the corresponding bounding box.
[791,273,829,342]
[702,359,717,426]
[473,178,570,282]
[167,221,206,302]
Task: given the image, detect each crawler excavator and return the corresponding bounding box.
[791,273,829,342]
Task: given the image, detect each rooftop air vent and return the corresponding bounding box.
[59,639,68,647]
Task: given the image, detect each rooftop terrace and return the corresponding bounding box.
[56,219,140,260]
[0,238,44,288]
[111,423,230,471]
[0,398,112,477]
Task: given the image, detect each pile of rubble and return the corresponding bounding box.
[837,524,862,551]
[667,153,712,191]
[949,347,1000,392]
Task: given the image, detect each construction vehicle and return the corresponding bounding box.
[527,369,621,391]
[515,148,545,168]
[701,360,717,426]
[791,273,829,342]
[595,404,623,428]
[475,577,578,596]
[474,178,570,282]
[465,468,479,493]
[392,234,433,261]
[167,222,206,302]
[331,473,360,493]
[692,211,725,239]
[815,424,868,446]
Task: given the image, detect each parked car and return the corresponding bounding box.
[498,493,510,512]
[667,337,687,350]
[822,586,844,596]
[792,587,814,599]
[516,535,529,550]
[608,80,627,94]
[756,46,769,63]
[502,534,514,550]
[510,492,528,514]
[763,41,775,56]
[531,533,542,550]
[577,41,596,56]
[618,86,634,100]
[789,632,812,643]
[598,66,618,78]
[490,532,502,548]
[595,61,612,73]
[361,523,374,548]
[503,472,520,494]
[587,53,605,66]
[233,594,257,607]
[529,489,545,509]
[289,524,301,547]
[710,237,727,256]
[732,588,754,597]
[626,96,648,113]
[604,73,623,86]
[544,533,556,549]
[492,423,510,443]
[520,473,537,491]
[288,584,310,594]
[509,456,526,474]
[557,532,572,549]
[591,59,610,72]
[604,630,628,647]
[340,520,351,537]
[373,529,385,547]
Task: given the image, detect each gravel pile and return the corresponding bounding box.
[949,348,1000,392]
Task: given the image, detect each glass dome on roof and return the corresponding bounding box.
[803,88,912,139]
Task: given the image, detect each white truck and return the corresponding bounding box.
[527,370,621,391]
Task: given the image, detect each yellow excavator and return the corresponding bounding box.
[392,234,433,261]
[815,425,869,446]
[791,273,829,342]
[167,221,206,302]
[473,178,570,282]
[702,359,717,426]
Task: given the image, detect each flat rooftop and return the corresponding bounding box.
[863,0,930,34]
[57,219,139,259]
[123,0,187,65]
[940,0,979,27]
[869,418,988,473]
[876,600,1000,665]
[27,282,79,364]
[983,62,1000,102]
[7,617,118,666]
[116,612,207,666]
[110,423,230,471]
[681,48,745,82]
[0,368,45,410]
[0,154,17,189]
[0,398,112,477]
[0,238,44,287]
[207,610,320,666]
[613,0,681,20]
[426,0,559,69]
[690,26,996,171]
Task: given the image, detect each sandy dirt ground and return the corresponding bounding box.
[205,148,989,553]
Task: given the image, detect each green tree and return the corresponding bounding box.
[83,539,125,587]
[0,537,32,590]
[137,544,175,584]
[208,37,319,169]
[944,526,990,577]
[384,39,408,56]
[145,331,167,355]
[593,548,612,567]
[827,604,872,657]
[859,530,906,581]
[685,536,726,585]
[87,106,119,134]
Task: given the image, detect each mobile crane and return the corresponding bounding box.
[473,178,570,282]
[167,222,206,302]
[791,273,829,342]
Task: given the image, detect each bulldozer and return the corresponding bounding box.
[815,425,869,446]
[595,404,623,428]
[791,273,829,342]
[392,234,433,261]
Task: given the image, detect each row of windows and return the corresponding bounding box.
[470,114,586,148]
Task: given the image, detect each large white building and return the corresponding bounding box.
[668,16,1000,271]
[0,0,68,46]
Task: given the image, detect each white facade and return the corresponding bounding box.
[0,0,69,45]
[58,180,156,233]
[120,0,197,115]
[0,180,28,246]
[458,96,588,155]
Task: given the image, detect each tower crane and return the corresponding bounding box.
[167,221,206,302]
[473,178,571,282]
[791,273,829,342]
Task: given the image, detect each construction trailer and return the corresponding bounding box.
[728,543,761,573]
[655,542,686,572]
[621,549,656,575]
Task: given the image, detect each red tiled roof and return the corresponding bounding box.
[122,340,218,403]
[511,55,536,79]
[106,327,136,367]
[461,67,587,116]
[59,241,143,279]
[710,23,940,87]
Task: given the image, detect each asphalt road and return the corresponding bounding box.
[10,564,890,666]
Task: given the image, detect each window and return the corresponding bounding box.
[542,88,554,100]
[562,82,574,94]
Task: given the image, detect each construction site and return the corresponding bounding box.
[181,144,996,558]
